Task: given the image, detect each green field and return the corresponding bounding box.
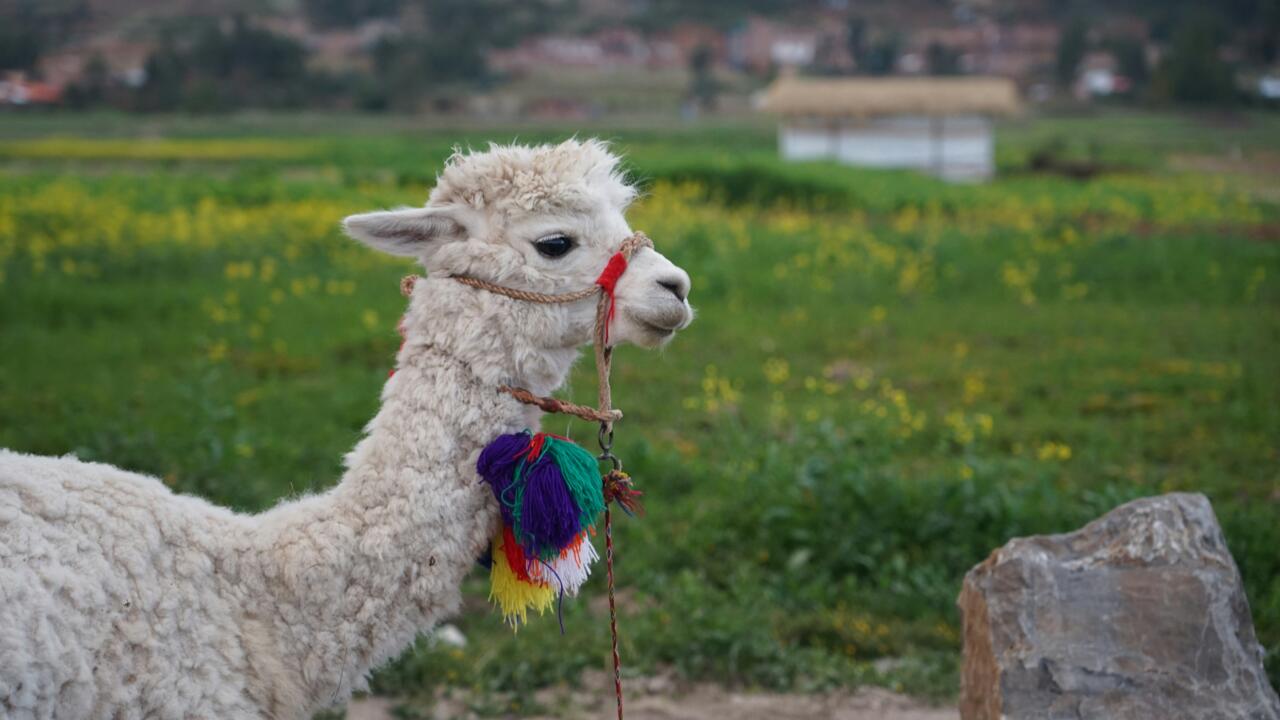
[1,111,1277,714]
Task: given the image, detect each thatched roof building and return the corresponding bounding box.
[759,76,1021,182]
[760,76,1021,118]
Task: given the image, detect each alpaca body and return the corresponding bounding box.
[0,277,542,718]
[0,450,260,717]
[0,139,692,719]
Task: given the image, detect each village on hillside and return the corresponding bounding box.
[2,0,1278,116]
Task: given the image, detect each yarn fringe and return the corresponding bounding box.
[489,531,555,627]
[478,430,606,628]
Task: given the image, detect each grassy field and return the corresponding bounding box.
[1,111,1278,714]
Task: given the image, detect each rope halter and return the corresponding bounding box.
[401,230,654,430]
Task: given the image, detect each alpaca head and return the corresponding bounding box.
[343,139,692,350]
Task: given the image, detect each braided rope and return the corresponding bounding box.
[605,505,622,720]
[497,385,622,423]
[399,274,418,297]
[589,232,652,436]
[443,232,652,309]
[450,276,598,304]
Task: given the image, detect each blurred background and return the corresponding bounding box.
[4,0,1280,116]
[1,1,1278,718]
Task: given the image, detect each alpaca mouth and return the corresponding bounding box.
[639,319,676,337]
[627,308,688,337]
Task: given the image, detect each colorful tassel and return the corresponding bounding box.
[477,430,606,628]
[489,531,555,627]
[500,524,534,582]
[477,431,532,527]
[520,452,583,559]
[547,439,606,527]
[535,531,599,597]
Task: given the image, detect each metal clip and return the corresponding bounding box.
[598,422,622,472]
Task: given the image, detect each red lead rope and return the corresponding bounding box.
[605,506,623,720]
[601,470,644,720]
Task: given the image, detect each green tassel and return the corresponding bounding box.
[545,436,605,529]
[507,446,534,544]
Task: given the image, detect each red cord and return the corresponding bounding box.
[606,505,623,720]
[594,252,628,293]
[595,252,628,345]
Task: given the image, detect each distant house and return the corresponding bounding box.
[729,17,820,75]
[760,76,1020,182]
[908,21,1060,82]
[1076,51,1129,99]
[1260,74,1280,100]
[0,72,63,106]
[488,28,680,75]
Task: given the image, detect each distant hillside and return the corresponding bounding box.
[3,0,1275,113]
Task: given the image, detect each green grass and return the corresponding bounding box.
[0,110,1277,713]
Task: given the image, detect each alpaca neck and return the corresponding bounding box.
[252,276,583,707]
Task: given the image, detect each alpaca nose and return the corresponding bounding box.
[657,274,689,302]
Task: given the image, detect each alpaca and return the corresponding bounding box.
[0,139,693,720]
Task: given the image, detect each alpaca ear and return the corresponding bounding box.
[342,206,467,258]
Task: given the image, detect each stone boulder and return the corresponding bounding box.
[958,492,1279,719]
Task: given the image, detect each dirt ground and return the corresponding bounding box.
[1169,152,1280,203]
[344,676,958,720]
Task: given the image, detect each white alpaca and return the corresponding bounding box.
[0,139,693,720]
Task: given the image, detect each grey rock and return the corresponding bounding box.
[958,492,1280,720]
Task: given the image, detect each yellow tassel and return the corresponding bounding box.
[489,532,555,628]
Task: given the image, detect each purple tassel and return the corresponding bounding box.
[477,432,532,526]
[518,453,583,559]
[478,431,530,478]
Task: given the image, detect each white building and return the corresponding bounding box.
[760,76,1020,182]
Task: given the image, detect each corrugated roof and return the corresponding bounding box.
[760,76,1021,117]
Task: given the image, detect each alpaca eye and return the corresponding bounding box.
[533,234,575,259]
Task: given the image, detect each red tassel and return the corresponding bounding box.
[502,524,534,582]
[602,470,645,517]
[525,432,547,461]
[595,252,628,345]
[595,252,628,292]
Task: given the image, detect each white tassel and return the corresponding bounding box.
[529,532,599,597]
